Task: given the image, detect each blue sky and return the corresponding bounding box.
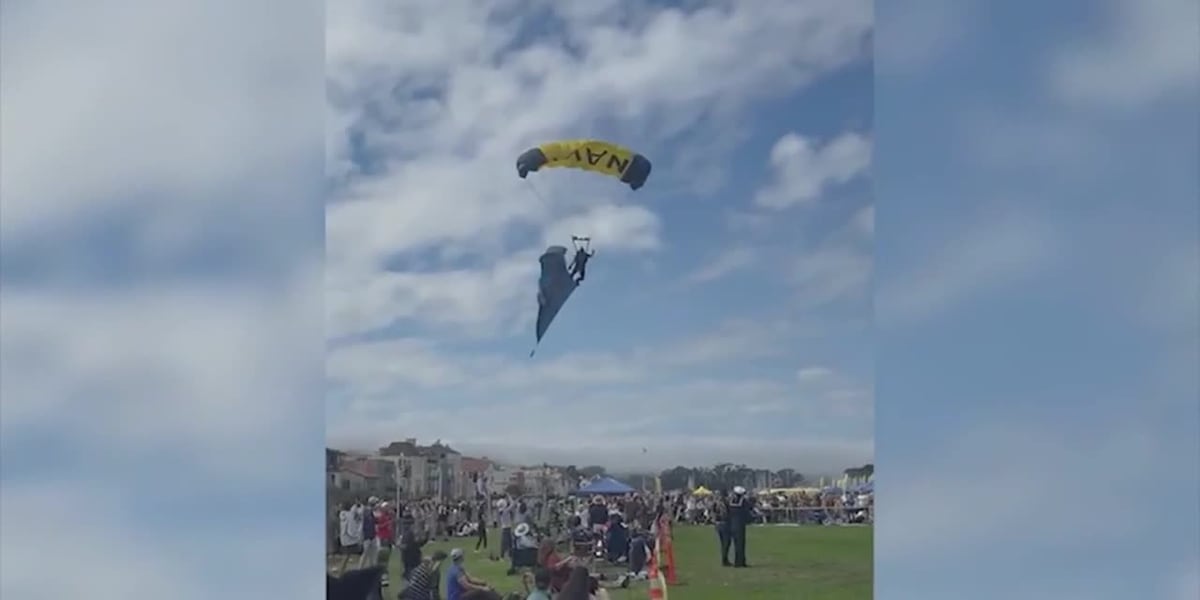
[0,1,1196,599]
[873,0,1198,598]
[324,0,876,472]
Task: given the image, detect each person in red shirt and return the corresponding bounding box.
[536,538,576,593]
[376,502,396,586]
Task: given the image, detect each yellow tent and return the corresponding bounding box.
[692,486,713,496]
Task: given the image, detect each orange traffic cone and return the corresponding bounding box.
[660,519,678,584]
[647,552,668,600]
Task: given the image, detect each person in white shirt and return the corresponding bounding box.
[358,497,381,571]
[497,499,515,560]
[337,500,365,573]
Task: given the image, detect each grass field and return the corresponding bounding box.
[335,525,872,599]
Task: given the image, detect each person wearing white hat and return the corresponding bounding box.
[727,486,753,568]
[513,522,530,539]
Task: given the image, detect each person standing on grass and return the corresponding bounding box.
[359,497,381,571]
[497,499,515,560]
[475,507,489,552]
[338,501,364,574]
[376,501,396,586]
[400,525,429,582]
[438,503,451,541]
[727,486,752,568]
[399,549,447,600]
[713,491,732,567]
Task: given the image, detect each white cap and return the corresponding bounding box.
[449,548,464,561]
[733,486,746,495]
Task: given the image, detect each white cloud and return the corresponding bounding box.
[0,0,316,241]
[3,1,323,599]
[685,246,758,284]
[328,317,790,397]
[851,204,874,237]
[878,212,1059,326]
[541,204,662,253]
[0,485,193,600]
[754,132,872,209]
[1139,240,1200,337]
[796,366,873,419]
[875,0,974,76]
[1,279,322,484]
[957,108,1115,175]
[797,366,836,383]
[327,317,872,470]
[877,423,1162,563]
[1048,0,1199,111]
[326,250,540,340]
[1,480,319,600]
[791,242,873,308]
[1170,560,1200,600]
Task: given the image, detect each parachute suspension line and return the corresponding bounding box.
[523,178,550,207]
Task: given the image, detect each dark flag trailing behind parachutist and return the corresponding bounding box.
[530,245,577,357]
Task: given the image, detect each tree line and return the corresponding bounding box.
[547,463,875,493]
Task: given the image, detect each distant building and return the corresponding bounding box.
[378,438,463,500]
[486,463,571,497]
[326,448,344,472]
[328,440,581,501]
[329,464,377,495]
[461,457,492,498]
[486,462,517,496]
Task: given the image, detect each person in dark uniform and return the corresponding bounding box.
[713,491,732,566]
[398,524,428,582]
[727,486,752,568]
[436,504,450,541]
[569,245,594,283]
[587,496,609,533]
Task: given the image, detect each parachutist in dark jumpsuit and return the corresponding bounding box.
[569,247,594,283]
[727,486,752,568]
[714,493,732,566]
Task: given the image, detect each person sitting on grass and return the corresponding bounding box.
[536,539,575,593]
[446,548,503,600]
[566,516,593,559]
[523,568,553,600]
[556,566,614,600]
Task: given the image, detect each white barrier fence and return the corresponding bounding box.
[755,505,873,526]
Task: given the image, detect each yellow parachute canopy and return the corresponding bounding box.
[516,139,652,190]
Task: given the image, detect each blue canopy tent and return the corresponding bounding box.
[573,477,636,496]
